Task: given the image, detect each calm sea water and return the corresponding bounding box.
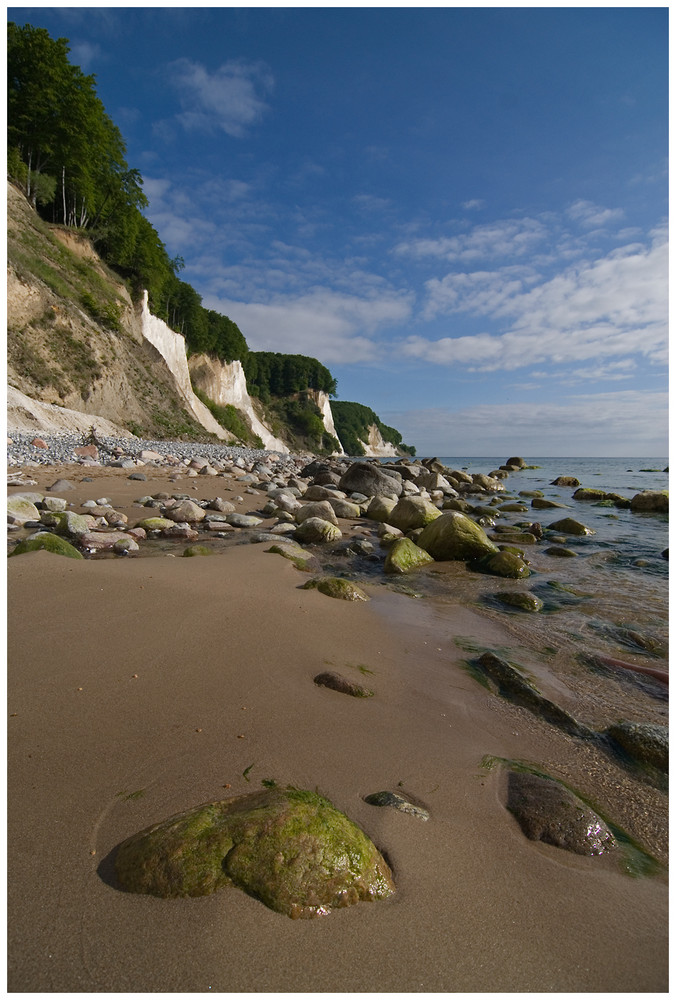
[376,456,669,720]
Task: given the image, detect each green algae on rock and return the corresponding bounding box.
[9,533,84,559]
[302,577,370,601]
[383,537,435,575]
[182,544,213,557]
[478,551,531,579]
[495,591,544,613]
[417,511,499,562]
[266,541,322,573]
[115,787,395,918]
[548,517,595,536]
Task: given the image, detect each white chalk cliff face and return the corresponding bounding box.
[307,389,344,454]
[360,424,399,458]
[187,353,288,453]
[140,292,231,441]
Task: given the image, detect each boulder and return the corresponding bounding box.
[7,495,41,525]
[531,498,567,510]
[327,498,363,519]
[630,491,669,513]
[573,488,608,501]
[387,496,441,533]
[48,510,96,538]
[266,541,322,573]
[9,533,83,559]
[505,457,527,469]
[478,551,531,579]
[384,537,435,575]
[164,500,206,523]
[134,516,176,531]
[295,501,339,526]
[551,476,580,487]
[548,517,595,536]
[496,592,543,612]
[225,513,264,528]
[471,473,505,492]
[294,518,342,544]
[364,495,398,522]
[417,511,499,562]
[506,770,615,856]
[338,462,403,499]
[115,787,395,918]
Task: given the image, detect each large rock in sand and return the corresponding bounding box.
[387,496,441,533]
[506,769,615,856]
[115,787,395,918]
[384,537,435,574]
[417,511,499,562]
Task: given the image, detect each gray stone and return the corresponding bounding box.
[364,791,429,821]
[314,671,373,697]
[338,462,403,499]
[506,770,615,856]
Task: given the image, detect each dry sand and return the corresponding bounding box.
[7,467,669,992]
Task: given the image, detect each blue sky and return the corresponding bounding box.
[9,6,669,456]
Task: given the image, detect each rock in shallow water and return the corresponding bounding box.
[115,787,395,918]
[506,769,615,856]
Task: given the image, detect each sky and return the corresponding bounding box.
[8,5,669,457]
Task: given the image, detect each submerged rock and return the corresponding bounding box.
[548,517,595,536]
[478,551,531,578]
[474,652,593,738]
[630,491,669,513]
[605,722,668,773]
[506,770,615,856]
[314,671,373,697]
[496,591,543,612]
[115,787,395,918]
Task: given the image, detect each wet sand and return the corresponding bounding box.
[7,466,669,992]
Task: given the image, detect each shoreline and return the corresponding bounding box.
[6,453,669,991]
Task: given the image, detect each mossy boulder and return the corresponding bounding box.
[417,511,499,562]
[496,591,543,612]
[630,491,669,513]
[548,517,594,536]
[45,510,95,538]
[302,577,370,601]
[9,533,84,559]
[551,476,580,487]
[266,541,322,573]
[295,501,339,527]
[531,498,568,510]
[387,497,441,533]
[364,495,398,523]
[294,517,342,544]
[573,488,608,501]
[183,545,213,557]
[383,537,435,575]
[478,551,531,579]
[544,545,578,557]
[115,787,395,918]
[506,770,615,856]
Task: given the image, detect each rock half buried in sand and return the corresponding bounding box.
[314,671,374,697]
[266,541,321,573]
[506,769,615,856]
[9,533,84,559]
[115,787,395,918]
[364,791,429,821]
[302,577,370,601]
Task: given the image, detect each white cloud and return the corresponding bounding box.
[461,199,484,210]
[384,390,668,457]
[566,199,624,229]
[203,288,413,365]
[167,57,273,137]
[395,217,548,262]
[403,227,668,374]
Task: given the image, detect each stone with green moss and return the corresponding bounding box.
[44,510,95,537]
[478,551,531,578]
[9,532,84,559]
[573,487,608,501]
[383,537,435,575]
[294,517,342,544]
[364,495,398,523]
[417,511,498,562]
[549,517,595,536]
[544,545,578,557]
[183,544,213,557]
[531,498,568,510]
[266,541,321,572]
[302,577,370,601]
[630,491,668,513]
[496,591,543,612]
[115,786,395,918]
[7,495,41,524]
[387,496,441,533]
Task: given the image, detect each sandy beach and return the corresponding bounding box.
[7,464,668,992]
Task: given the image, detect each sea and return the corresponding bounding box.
[376,455,669,729]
